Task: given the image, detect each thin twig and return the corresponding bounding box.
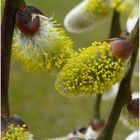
[93,94,102,119]
[109,10,121,38]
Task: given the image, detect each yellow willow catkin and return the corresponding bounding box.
[84,0,110,16]
[55,41,126,97]
[12,14,74,72]
[111,0,137,14]
[2,124,33,140]
[64,0,111,33]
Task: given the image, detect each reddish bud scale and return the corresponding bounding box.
[16,6,43,36]
[90,119,105,132]
[127,98,139,117]
[110,39,133,60]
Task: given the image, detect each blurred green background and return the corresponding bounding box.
[3,0,138,139]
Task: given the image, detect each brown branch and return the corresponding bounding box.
[1,0,26,118]
[93,94,102,119]
[109,10,121,38]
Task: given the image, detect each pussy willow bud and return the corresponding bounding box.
[16,6,43,36]
[1,115,31,140]
[64,0,111,33]
[55,41,126,97]
[120,93,139,131]
[2,124,33,140]
[85,119,105,139]
[1,115,28,137]
[127,98,139,117]
[110,39,133,60]
[90,119,105,132]
[85,127,98,139]
[13,5,74,72]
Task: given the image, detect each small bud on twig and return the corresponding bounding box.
[90,119,105,132]
[110,39,133,60]
[16,6,43,36]
[127,98,139,117]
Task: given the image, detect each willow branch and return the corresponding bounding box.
[1,0,26,118]
[96,19,139,140]
[93,94,102,119]
[109,10,121,38]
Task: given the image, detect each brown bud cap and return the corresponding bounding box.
[16,5,43,36]
[127,98,139,117]
[110,39,133,60]
[90,119,105,132]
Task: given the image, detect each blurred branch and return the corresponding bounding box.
[96,19,139,140]
[93,94,102,119]
[1,0,26,118]
[109,10,121,38]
